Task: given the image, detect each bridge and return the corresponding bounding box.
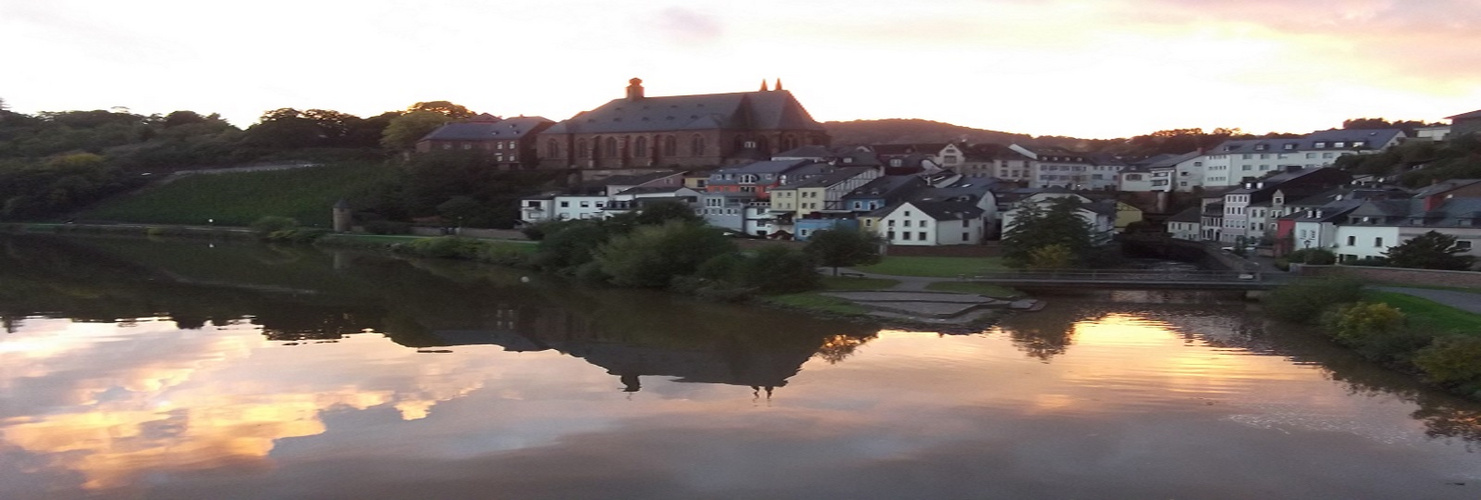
[961,270,1284,291]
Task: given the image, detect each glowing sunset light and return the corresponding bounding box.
[2,0,1476,139]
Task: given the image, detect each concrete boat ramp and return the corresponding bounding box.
[820,290,1044,326]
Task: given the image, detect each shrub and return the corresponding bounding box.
[250,216,299,236]
[1413,336,1481,388]
[1287,248,1336,265]
[1323,302,1406,345]
[399,236,483,259]
[594,221,735,289]
[1262,277,1365,324]
[740,246,821,295]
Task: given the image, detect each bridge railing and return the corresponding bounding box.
[962,270,1262,282]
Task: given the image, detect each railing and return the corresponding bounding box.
[963,269,1262,283]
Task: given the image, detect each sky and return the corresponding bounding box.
[2,0,1479,139]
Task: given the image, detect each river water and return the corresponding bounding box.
[1,235,1478,499]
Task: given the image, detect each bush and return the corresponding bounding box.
[740,246,821,295]
[1323,302,1406,345]
[250,216,299,236]
[1263,277,1365,324]
[399,236,483,259]
[595,221,735,288]
[1413,336,1481,388]
[1287,248,1336,265]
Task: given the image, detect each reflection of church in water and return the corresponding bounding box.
[422,303,821,395]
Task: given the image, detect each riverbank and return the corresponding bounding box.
[1264,277,1481,401]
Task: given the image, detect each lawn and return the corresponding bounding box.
[1368,291,1481,337]
[856,256,1005,278]
[762,293,871,316]
[79,162,398,227]
[924,281,1023,298]
[820,276,900,290]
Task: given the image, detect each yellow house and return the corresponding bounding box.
[1115,201,1143,231]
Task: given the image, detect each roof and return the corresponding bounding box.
[786,167,873,189]
[1148,151,1202,169]
[1447,109,1481,120]
[1206,129,1405,154]
[772,145,832,159]
[421,116,553,141]
[1168,207,1202,223]
[543,88,826,135]
[1412,179,1481,199]
[872,143,949,156]
[892,199,984,221]
[593,171,683,187]
[844,175,926,200]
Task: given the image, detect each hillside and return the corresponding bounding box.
[822,118,1101,149]
[77,162,398,227]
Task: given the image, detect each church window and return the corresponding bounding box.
[692,135,706,156]
[605,137,618,158]
[663,136,677,156]
[576,139,588,159]
[546,139,559,158]
[634,137,648,157]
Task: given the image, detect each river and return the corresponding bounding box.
[1,235,1478,499]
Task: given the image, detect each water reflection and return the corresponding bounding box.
[1,234,1479,498]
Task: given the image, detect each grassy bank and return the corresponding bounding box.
[1368,291,1481,337]
[857,256,1005,277]
[1265,278,1481,399]
[78,162,398,227]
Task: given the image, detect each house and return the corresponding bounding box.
[1217,167,1351,244]
[1448,109,1481,138]
[537,78,830,172]
[595,171,688,197]
[696,192,773,236]
[704,159,815,199]
[416,114,556,170]
[1167,207,1202,241]
[1138,151,1201,192]
[876,199,986,246]
[958,143,1035,183]
[1328,196,1481,263]
[846,175,929,236]
[1182,129,1405,190]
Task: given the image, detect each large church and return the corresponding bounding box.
[537,79,830,171]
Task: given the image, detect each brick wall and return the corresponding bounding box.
[1296,265,1481,288]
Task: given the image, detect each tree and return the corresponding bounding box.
[407,101,476,118]
[804,227,881,275]
[1383,231,1477,270]
[381,111,452,152]
[595,220,736,288]
[1001,197,1095,268]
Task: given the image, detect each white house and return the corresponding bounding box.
[877,201,987,246]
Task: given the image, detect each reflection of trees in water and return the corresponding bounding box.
[994,306,1091,362]
[812,333,879,364]
[1413,402,1481,451]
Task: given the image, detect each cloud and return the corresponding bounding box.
[654,7,725,45]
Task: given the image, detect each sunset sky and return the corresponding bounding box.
[3,0,1478,139]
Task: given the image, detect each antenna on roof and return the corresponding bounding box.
[759,80,769,92]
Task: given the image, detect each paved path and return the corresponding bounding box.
[1373,287,1481,315]
[824,267,951,291]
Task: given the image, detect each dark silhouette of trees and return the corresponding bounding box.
[1383,231,1477,270]
[804,227,882,275]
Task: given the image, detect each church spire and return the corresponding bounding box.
[775,78,783,91]
[759,79,769,92]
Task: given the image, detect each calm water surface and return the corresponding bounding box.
[1,235,1479,499]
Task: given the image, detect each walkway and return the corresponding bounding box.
[1373,286,1481,315]
[822,268,1039,325]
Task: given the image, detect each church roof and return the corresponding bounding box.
[421,116,553,141]
[544,88,826,135]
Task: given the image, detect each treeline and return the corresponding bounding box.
[0,97,543,224]
[1334,133,1481,187]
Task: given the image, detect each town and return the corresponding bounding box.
[402,78,1481,266]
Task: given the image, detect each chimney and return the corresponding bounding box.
[626,78,644,100]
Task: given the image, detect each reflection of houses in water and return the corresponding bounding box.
[424,304,816,393]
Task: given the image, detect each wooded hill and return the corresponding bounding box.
[822,118,1096,150]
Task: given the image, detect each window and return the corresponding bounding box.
[903,220,911,227]
[580,201,590,208]
[902,232,911,241]
[1459,241,1473,250]
[1374,237,1383,247]
[560,201,570,208]
[887,231,896,239]
[962,232,969,241]
[547,139,559,157]
[634,136,648,157]
[691,135,705,156]
[1347,236,1356,245]
[1314,142,1327,148]
[604,137,618,158]
[887,220,895,227]
[576,139,589,159]
[918,231,927,240]
[663,135,677,156]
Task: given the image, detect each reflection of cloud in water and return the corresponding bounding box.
[0,318,579,490]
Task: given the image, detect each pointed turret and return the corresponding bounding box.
[759,79,769,92]
[775,78,783,91]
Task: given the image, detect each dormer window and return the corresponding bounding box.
[1283,144,1295,150]
[1334,142,1346,148]
[1314,142,1327,149]
[1255,144,1268,151]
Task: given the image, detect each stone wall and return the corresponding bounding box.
[1296,265,1481,288]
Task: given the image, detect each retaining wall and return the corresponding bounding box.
[1296,265,1481,288]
